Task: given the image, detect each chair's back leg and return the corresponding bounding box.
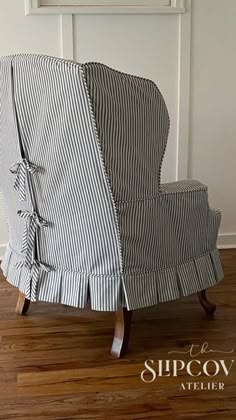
[111,307,132,358]
[15,292,31,315]
[198,290,216,315]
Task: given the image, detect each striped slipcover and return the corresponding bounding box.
[0,54,224,311]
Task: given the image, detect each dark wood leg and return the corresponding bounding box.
[111,307,133,358]
[15,292,30,315]
[198,289,216,315]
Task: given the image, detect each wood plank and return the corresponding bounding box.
[0,249,235,418]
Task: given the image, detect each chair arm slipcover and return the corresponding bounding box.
[159,179,221,256]
[160,179,208,194]
[117,179,223,310]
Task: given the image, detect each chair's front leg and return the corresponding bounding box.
[15,292,31,315]
[111,307,132,358]
[198,289,216,315]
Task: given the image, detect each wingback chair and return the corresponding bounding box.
[0,54,224,357]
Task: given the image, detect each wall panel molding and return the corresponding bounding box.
[176,0,191,180]
[25,0,185,14]
[60,14,74,59]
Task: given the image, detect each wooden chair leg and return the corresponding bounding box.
[111,307,132,358]
[15,292,30,315]
[198,289,216,315]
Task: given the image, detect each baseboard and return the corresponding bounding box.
[217,233,236,249]
[0,243,7,261]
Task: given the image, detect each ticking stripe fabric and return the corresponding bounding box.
[9,158,38,201]
[82,63,170,202]
[0,54,122,309]
[0,55,224,311]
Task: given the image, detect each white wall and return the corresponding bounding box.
[0,0,235,258]
[190,0,236,247]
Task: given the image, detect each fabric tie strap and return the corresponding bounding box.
[17,210,48,268]
[9,159,38,201]
[15,259,51,301]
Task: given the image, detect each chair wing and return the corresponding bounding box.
[82,62,170,202]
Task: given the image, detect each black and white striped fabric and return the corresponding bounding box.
[82,62,170,203]
[0,55,223,311]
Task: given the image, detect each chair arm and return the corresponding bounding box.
[158,179,220,259]
[160,179,208,195]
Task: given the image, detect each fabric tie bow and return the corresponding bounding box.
[15,259,51,301]
[9,159,38,201]
[17,210,48,268]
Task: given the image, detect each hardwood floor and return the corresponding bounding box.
[0,249,235,419]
